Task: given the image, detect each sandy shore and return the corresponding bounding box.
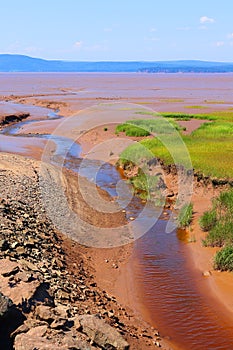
[187,186,233,319]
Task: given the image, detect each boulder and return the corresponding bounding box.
[14,325,92,350]
[79,315,129,350]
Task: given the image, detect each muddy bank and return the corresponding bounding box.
[0,111,30,129]
[119,156,233,327]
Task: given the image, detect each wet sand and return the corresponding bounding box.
[1,72,233,115]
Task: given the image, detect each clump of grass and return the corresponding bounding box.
[116,118,183,138]
[116,123,150,137]
[130,170,159,195]
[177,203,193,228]
[214,245,233,271]
[203,221,233,247]
[135,111,217,121]
[204,100,226,104]
[199,210,217,231]
[191,121,233,138]
[201,190,233,247]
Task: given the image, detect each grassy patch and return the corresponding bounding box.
[199,210,217,231]
[204,99,226,104]
[200,190,233,271]
[214,245,233,271]
[116,123,150,137]
[202,190,233,247]
[120,114,233,178]
[115,118,184,137]
[190,121,233,138]
[177,203,193,228]
[129,170,162,202]
[116,112,233,210]
[135,111,217,121]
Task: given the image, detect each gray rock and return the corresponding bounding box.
[0,291,13,317]
[79,315,129,350]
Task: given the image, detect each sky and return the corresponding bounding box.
[1,0,233,62]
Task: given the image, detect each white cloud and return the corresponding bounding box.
[200,16,215,24]
[227,33,233,39]
[215,41,224,47]
[150,27,157,32]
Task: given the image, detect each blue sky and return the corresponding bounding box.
[1,0,233,61]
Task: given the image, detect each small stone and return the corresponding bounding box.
[202,270,211,277]
[0,292,12,317]
[79,314,129,350]
[11,242,19,249]
[112,263,118,269]
[35,305,54,321]
[50,318,66,329]
[16,246,26,255]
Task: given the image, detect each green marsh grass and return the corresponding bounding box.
[200,187,233,271]
[118,113,233,178]
[177,203,193,228]
[214,245,233,271]
[201,190,233,248]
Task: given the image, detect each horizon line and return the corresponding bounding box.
[1,53,233,64]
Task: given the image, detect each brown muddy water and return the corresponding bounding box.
[1,73,233,349]
[131,217,233,349]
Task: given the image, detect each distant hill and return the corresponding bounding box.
[1,54,233,73]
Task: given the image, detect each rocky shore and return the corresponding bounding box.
[0,153,163,350]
